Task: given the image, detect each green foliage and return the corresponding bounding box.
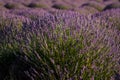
[28,2,48,8]
[4,3,17,9]
[81,2,105,11]
[52,4,70,10]
[104,3,120,10]
[108,17,120,30]
[0,24,118,80]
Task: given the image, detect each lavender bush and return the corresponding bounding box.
[0,8,120,80]
[4,2,25,9]
[0,0,120,80]
[103,2,120,10]
[81,1,105,11]
[52,3,71,10]
[27,2,49,9]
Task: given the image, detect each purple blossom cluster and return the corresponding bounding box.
[0,8,120,61]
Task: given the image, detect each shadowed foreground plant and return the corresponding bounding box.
[0,18,119,80]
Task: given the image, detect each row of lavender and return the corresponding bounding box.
[0,8,120,79]
[0,0,120,15]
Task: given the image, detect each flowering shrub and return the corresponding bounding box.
[0,8,120,80]
[81,1,105,11]
[4,2,25,9]
[0,0,120,80]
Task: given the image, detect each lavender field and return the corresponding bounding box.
[0,0,120,80]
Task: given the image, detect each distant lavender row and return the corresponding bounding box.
[0,0,119,15]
